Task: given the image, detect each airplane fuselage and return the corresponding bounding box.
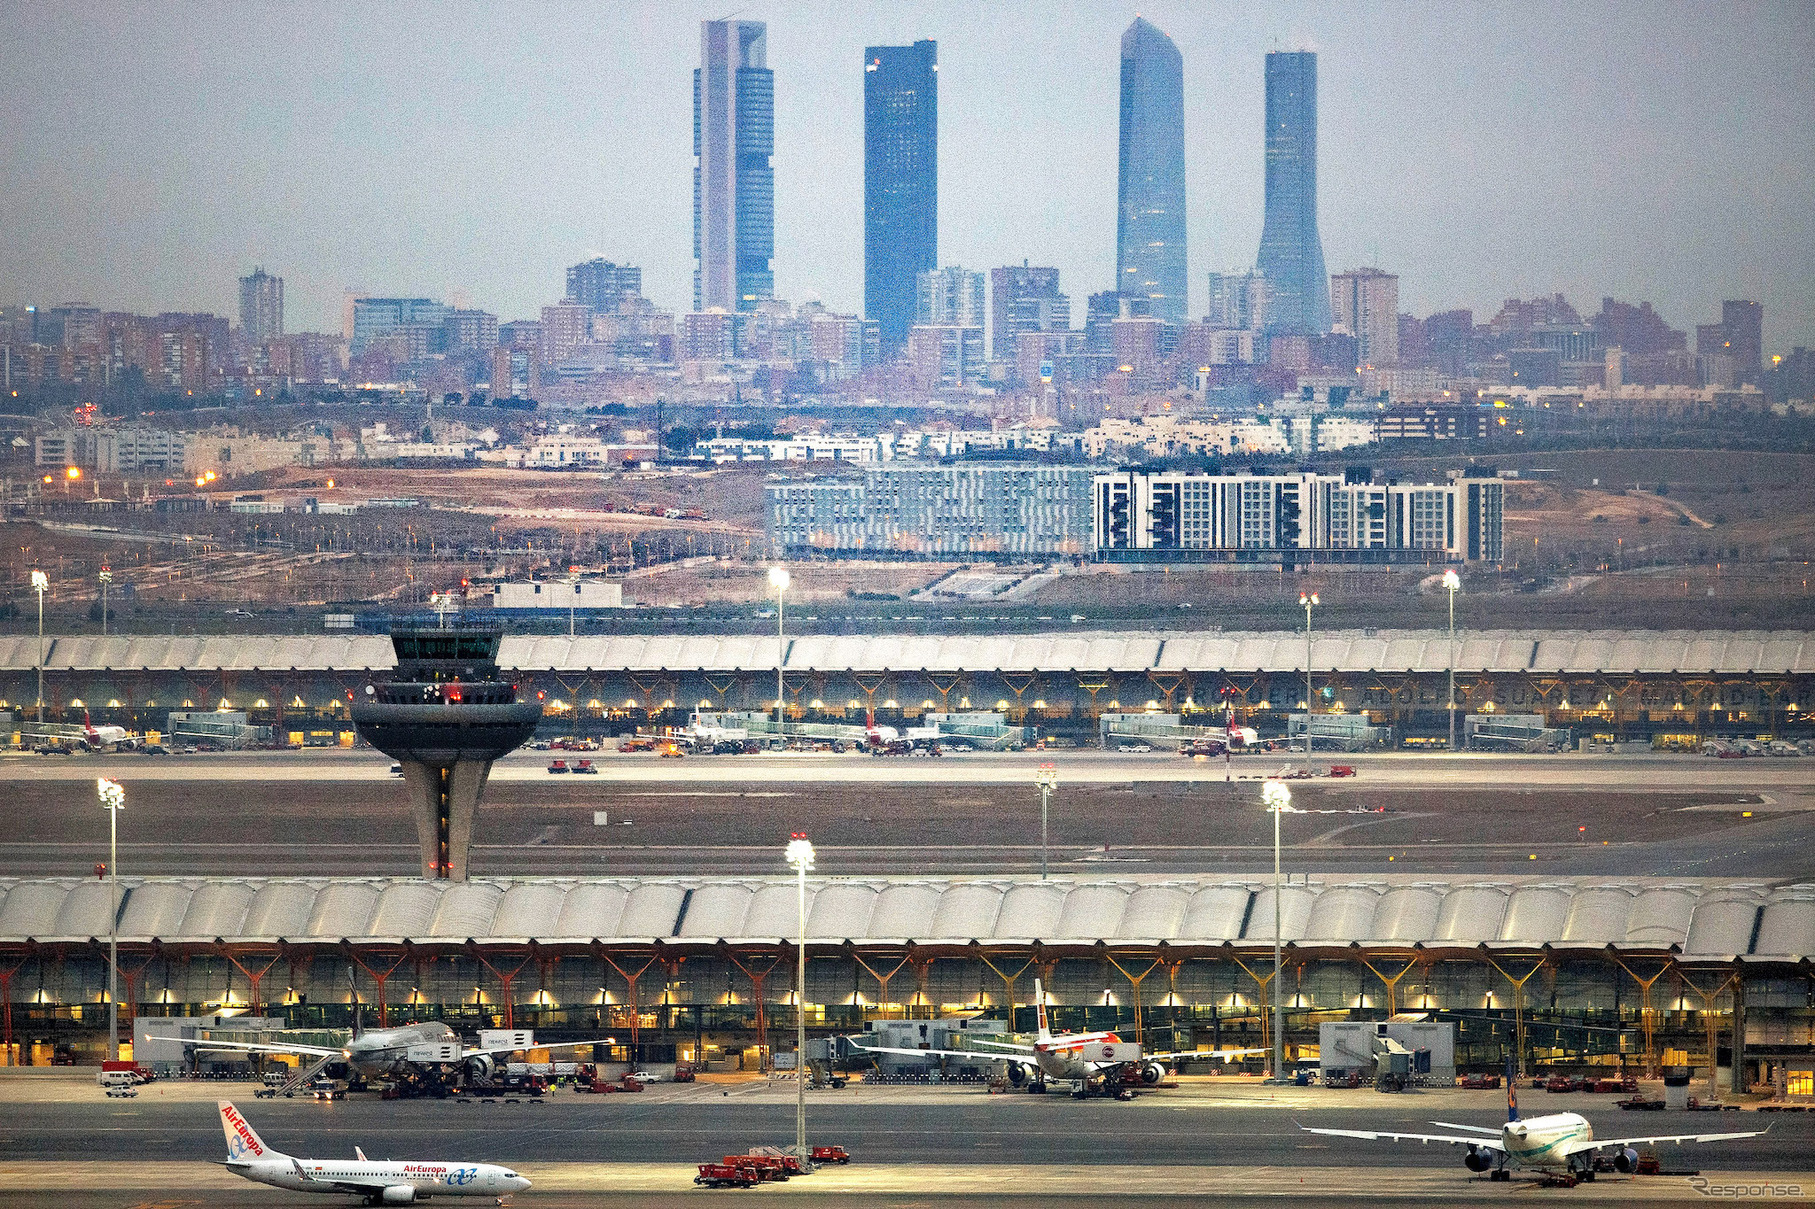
[341,1021,460,1076]
[232,1157,526,1198]
[1034,1031,1123,1082]
[1502,1111,1593,1171]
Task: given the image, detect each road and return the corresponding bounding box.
[5,748,1813,880]
[0,1077,1805,1207]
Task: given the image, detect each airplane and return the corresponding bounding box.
[82,711,138,751]
[177,997,610,1097]
[849,978,1265,1098]
[1297,1058,1767,1187]
[219,1099,530,1204]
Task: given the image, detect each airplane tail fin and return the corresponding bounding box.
[1033,978,1050,1042]
[347,967,363,1039]
[1506,1053,1520,1122]
[219,1101,284,1162]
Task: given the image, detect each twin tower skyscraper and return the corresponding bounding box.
[693,18,1331,344]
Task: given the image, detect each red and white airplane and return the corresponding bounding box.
[852,979,1263,1096]
[82,711,138,751]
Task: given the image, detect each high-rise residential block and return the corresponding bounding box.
[539,302,593,368]
[1722,300,1763,377]
[1205,270,1269,333]
[864,39,938,358]
[906,324,984,388]
[694,20,774,312]
[916,266,985,328]
[442,309,499,353]
[1116,17,1188,325]
[1330,267,1399,367]
[565,259,643,311]
[990,264,1070,360]
[1256,51,1332,335]
[238,268,284,346]
[351,298,448,355]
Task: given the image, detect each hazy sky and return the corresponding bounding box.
[3,1,1812,350]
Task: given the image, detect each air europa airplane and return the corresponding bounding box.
[219,1100,530,1204]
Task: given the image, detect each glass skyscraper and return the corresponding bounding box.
[864,39,938,357]
[1255,50,1332,335]
[1116,17,1187,326]
[694,20,773,312]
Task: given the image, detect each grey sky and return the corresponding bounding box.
[2,1,1811,351]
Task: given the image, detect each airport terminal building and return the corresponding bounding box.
[1,873,1811,1098]
[2,628,1811,746]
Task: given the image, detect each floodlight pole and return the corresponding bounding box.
[1299,593,1318,756]
[99,778,124,1062]
[769,567,790,739]
[785,835,814,1161]
[100,567,112,636]
[1445,571,1461,750]
[1035,765,1058,880]
[33,571,48,723]
[1263,780,1292,1082]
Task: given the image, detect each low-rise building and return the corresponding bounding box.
[769,463,1095,558]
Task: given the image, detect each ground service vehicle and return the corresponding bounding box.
[547,759,569,773]
[572,759,597,774]
[696,1163,756,1189]
[810,1145,851,1164]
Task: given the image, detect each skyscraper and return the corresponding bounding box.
[1116,18,1188,325]
[694,20,773,312]
[239,268,283,346]
[1255,51,1332,335]
[864,39,938,357]
[1330,268,1399,367]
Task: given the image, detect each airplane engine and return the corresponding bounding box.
[1463,1146,1494,1173]
[1139,1062,1166,1086]
[462,1053,495,1084]
[1613,1147,1640,1174]
[1005,1064,1029,1087]
[380,1187,417,1204]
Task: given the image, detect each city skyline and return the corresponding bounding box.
[1,2,1810,350]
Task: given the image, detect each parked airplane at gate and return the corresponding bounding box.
[180,1012,606,1095]
[850,979,1264,1096]
[82,711,137,750]
[219,1100,529,1203]
[1298,1060,1766,1186]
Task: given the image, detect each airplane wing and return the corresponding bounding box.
[1297,1123,1506,1150]
[1559,1126,1768,1158]
[1145,1047,1267,1064]
[180,1038,340,1059]
[1428,1121,1503,1136]
[848,1041,1035,1067]
[462,1038,612,1059]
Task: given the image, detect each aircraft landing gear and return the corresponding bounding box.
[1490,1168,1511,1182]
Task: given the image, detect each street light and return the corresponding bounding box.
[1298,592,1319,755]
[31,570,48,723]
[784,834,814,1162]
[1262,779,1299,1081]
[1442,570,1461,750]
[98,778,125,1062]
[1034,764,1058,880]
[768,566,790,739]
[99,566,113,637]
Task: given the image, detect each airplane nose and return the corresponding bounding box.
[512,1176,533,1192]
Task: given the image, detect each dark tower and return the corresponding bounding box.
[351,626,541,881]
[1255,50,1332,336]
[864,39,938,357]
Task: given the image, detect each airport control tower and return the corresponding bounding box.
[351,623,541,880]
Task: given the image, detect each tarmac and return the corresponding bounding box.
[0,1071,1808,1206]
[6,748,1814,879]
